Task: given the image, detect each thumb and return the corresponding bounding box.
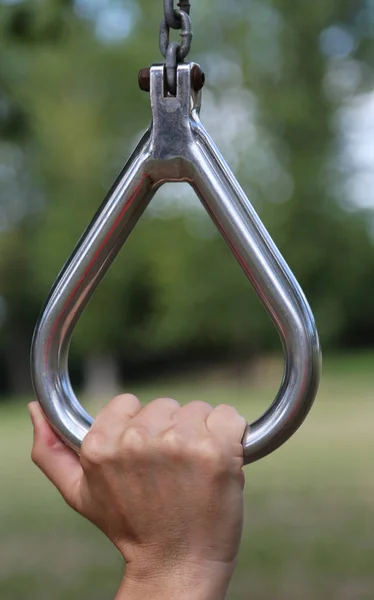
[28,401,83,511]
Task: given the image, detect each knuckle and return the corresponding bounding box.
[121,424,149,454]
[214,404,247,429]
[161,429,227,473]
[197,436,220,461]
[161,428,184,458]
[81,431,107,466]
[195,437,227,474]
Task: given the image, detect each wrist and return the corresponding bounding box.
[116,561,233,600]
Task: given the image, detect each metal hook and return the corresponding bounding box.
[31,63,321,465]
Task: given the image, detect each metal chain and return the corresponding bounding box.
[163,0,191,28]
[160,0,193,94]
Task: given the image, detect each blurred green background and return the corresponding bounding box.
[0,0,374,598]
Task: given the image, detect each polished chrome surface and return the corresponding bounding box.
[31,63,321,465]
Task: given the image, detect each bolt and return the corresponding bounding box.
[191,65,205,92]
[138,67,151,93]
[139,65,205,93]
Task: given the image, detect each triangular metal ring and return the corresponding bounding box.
[31,63,321,465]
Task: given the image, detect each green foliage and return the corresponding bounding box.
[0,0,374,389]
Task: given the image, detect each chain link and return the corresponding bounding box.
[159,11,192,60]
[163,0,191,28]
[160,0,193,94]
[165,42,180,96]
[164,0,181,29]
[178,1,191,15]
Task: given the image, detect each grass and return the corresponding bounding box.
[1,352,374,599]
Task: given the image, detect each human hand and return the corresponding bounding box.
[29,395,247,600]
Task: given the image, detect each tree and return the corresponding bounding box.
[1,0,374,397]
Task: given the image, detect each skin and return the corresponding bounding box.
[28,395,247,600]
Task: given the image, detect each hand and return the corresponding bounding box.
[29,395,247,600]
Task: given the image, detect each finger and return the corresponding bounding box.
[131,397,180,435]
[172,400,213,432]
[29,402,83,510]
[90,394,142,438]
[206,404,247,450]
